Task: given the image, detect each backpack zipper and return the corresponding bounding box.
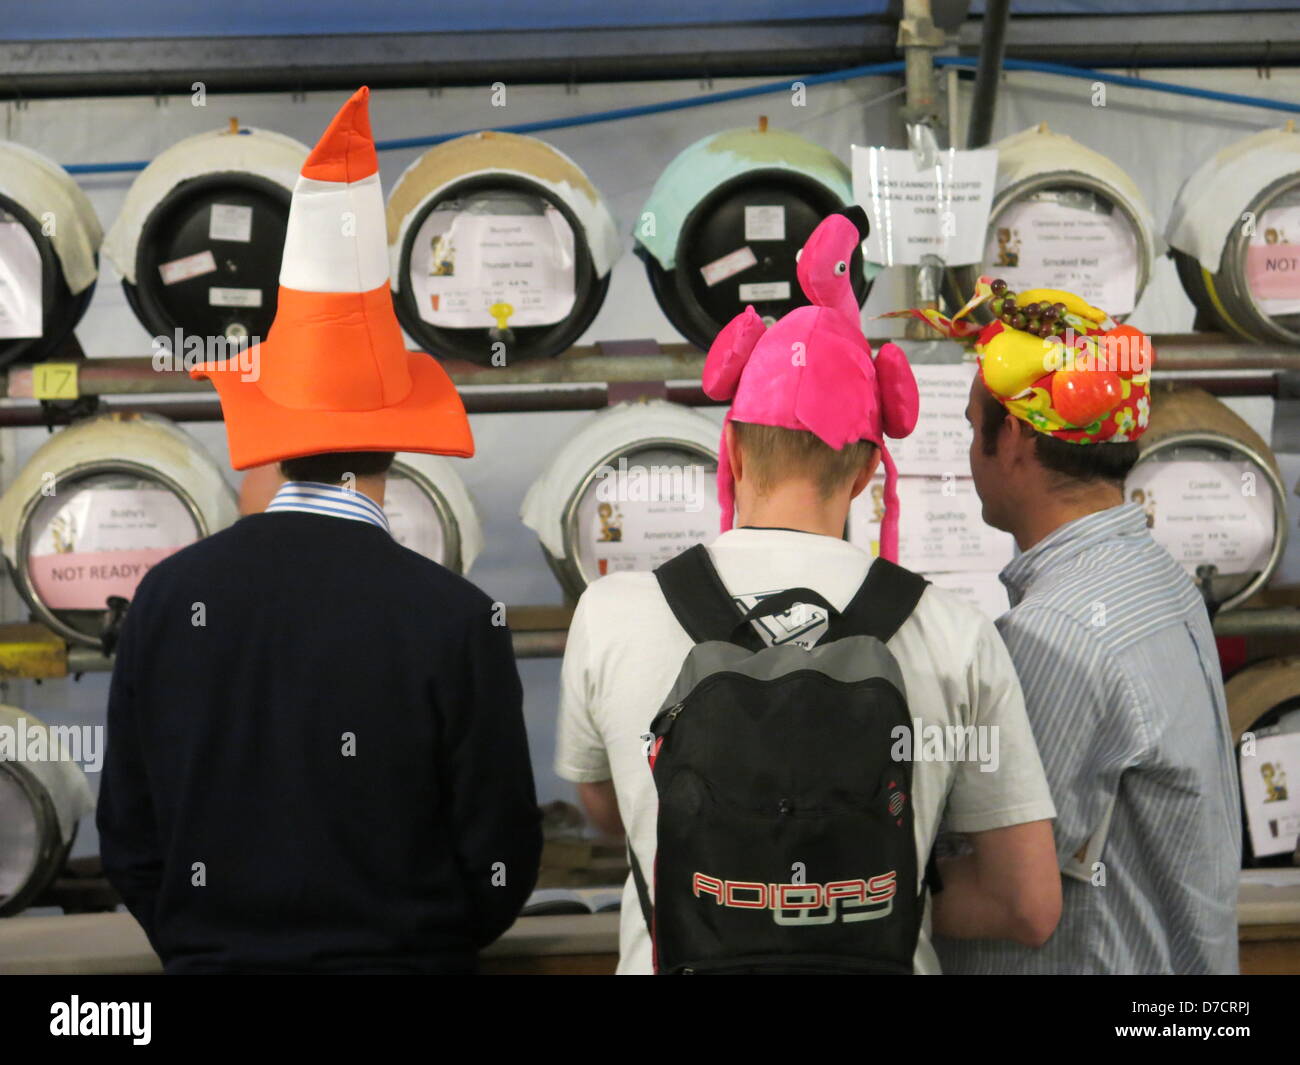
[650,701,686,740]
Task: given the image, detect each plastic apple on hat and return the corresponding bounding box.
[1102,324,1153,379]
[1051,367,1123,427]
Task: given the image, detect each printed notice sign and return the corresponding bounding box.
[27,486,200,610]
[922,570,1010,620]
[744,205,785,242]
[888,362,977,475]
[0,217,42,339]
[209,203,253,243]
[700,246,758,287]
[159,249,217,286]
[1241,732,1300,858]
[985,192,1140,315]
[738,281,790,302]
[575,464,720,581]
[848,475,1015,573]
[209,287,262,307]
[1125,459,1275,577]
[410,207,577,329]
[1245,205,1300,316]
[851,145,997,267]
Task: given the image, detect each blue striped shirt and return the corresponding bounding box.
[935,504,1241,974]
[265,481,391,533]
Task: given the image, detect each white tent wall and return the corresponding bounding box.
[0,65,1293,857]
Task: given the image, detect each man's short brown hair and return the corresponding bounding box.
[279,451,396,484]
[732,421,877,499]
[976,386,1137,488]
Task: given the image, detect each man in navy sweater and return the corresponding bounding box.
[97,88,541,973]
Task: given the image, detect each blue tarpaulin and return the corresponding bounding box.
[4,0,1298,42]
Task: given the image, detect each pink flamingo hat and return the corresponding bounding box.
[702,207,919,562]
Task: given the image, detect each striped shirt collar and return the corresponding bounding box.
[1000,502,1146,606]
[265,480,391,534]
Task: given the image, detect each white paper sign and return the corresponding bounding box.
[700,246,757,287]
[852,145,997,267]
[888,362,977,475]
[209,287,262,307]
[1241,732,1300,858]
[922,569,1010,620]
[985,193,1139,315]
[0,217,42,339]
[744,205,785,242]
[738,281,790,302]
[1125,459,1275,576]
[209,203,253,243]
[1245,204,1300,316]
[383,476,447,564]
[30,487,196,555]
[1270,451,1300,587]
[159,249,217,285]
[410,207,577,329]
[848,475,1014,573]
[26,485,200,610]
[574,461,720,581]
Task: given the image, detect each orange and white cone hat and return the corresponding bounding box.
[193,86,473,470]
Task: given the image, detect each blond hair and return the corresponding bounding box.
[732,421,876,499]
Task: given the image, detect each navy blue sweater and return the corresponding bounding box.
[97,511,542,973]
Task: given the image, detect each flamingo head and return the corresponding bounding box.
[796,205,869,321]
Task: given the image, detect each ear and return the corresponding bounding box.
[703,306,766,400]
[723,419,743,483]
[847,447,881,500]
[1004,412,1037,467]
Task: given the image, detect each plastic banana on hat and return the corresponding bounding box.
[192,87,474,469]
[883,276,1154,443]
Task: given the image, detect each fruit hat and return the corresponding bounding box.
[703,208,919,561]
[192,87,474,470]
[884,277,1154,443]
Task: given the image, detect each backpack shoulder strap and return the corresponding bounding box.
[628,843,653,935]
[826,558,929,644]
[654,544,763,650]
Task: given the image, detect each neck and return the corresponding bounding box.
[736,484,848,538]
[284,475,387,509]
[1009,483,1122,552]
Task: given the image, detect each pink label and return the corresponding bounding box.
[700,246,757,287]
[29,547,185,610]
[158,250,217,285]
[1245,244,1300,300]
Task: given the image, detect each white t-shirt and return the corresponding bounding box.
[555,527,1056,974]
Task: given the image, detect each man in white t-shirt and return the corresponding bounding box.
[556,422,1063,973]
[555,211,1061,973]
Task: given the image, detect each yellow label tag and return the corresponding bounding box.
[488,302,514,331]
[32,362,80,401]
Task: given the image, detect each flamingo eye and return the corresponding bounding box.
[834,260,848,275]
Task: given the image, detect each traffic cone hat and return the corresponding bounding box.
[193,87,473,470]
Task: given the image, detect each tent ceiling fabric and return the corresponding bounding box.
[7,1,1300,41]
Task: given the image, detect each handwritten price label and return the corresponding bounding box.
[32,363,80,401]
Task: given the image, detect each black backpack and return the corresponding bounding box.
[630,543,934,974]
